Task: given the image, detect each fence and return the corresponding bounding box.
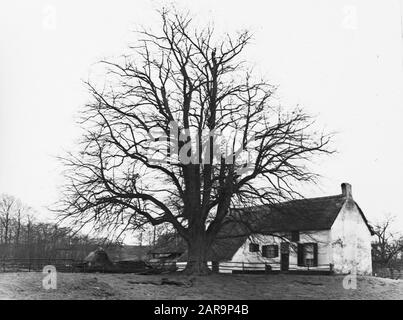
[0,258,166,274]
[0,258,333,275]
[175,261,333,274]
[0,258,78,272]
[372,262,403,280]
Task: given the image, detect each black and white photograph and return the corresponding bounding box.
[0,0,403,308]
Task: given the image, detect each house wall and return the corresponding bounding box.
[229,230,331,270]
[330,200,372,275]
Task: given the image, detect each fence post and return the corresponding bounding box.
[212,261,219,273]
[242,262,244,271]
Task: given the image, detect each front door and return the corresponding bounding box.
[280,243,290,271]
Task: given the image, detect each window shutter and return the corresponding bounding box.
[262,246,267,257]
[313,243,318,267]
[274,245,279,258]
[249,243,259,253]
[297,243,304,266]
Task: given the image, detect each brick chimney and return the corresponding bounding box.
[341,183,352,198]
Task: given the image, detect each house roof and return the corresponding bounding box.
[232,194,348,233]
[155,191,374,262]
[104,245,153,261]
[149,233,187,255]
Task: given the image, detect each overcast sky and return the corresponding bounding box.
[1,0,403,233]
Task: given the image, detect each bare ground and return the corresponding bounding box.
[0,272,402,300]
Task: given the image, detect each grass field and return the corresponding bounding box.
[0,272,402,300]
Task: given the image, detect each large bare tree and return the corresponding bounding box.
[58,9,333,274]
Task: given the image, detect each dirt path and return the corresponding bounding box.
[0,272,402,300]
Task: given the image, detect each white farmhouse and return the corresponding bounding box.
[206,183,374,275]
[156,183,374,275]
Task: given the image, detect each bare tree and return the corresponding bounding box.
[0,194,22,246]
[372,215,403,270]
[57,9,333,274]
[14,208,22,245]
[0,194,113,260]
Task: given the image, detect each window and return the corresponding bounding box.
[304,243,315,266]
[262,245,279,258]
[291,231,300,242]
[297,243,318,267]
[249,243,259,253]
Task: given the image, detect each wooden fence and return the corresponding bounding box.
[0,258,334,275]
[175,261,333,274]
[0,258,77,272]
[372,263,403,280]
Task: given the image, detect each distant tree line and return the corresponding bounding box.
[0,194,119,260]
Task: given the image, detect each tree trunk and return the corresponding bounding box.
[183,235,211,275]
